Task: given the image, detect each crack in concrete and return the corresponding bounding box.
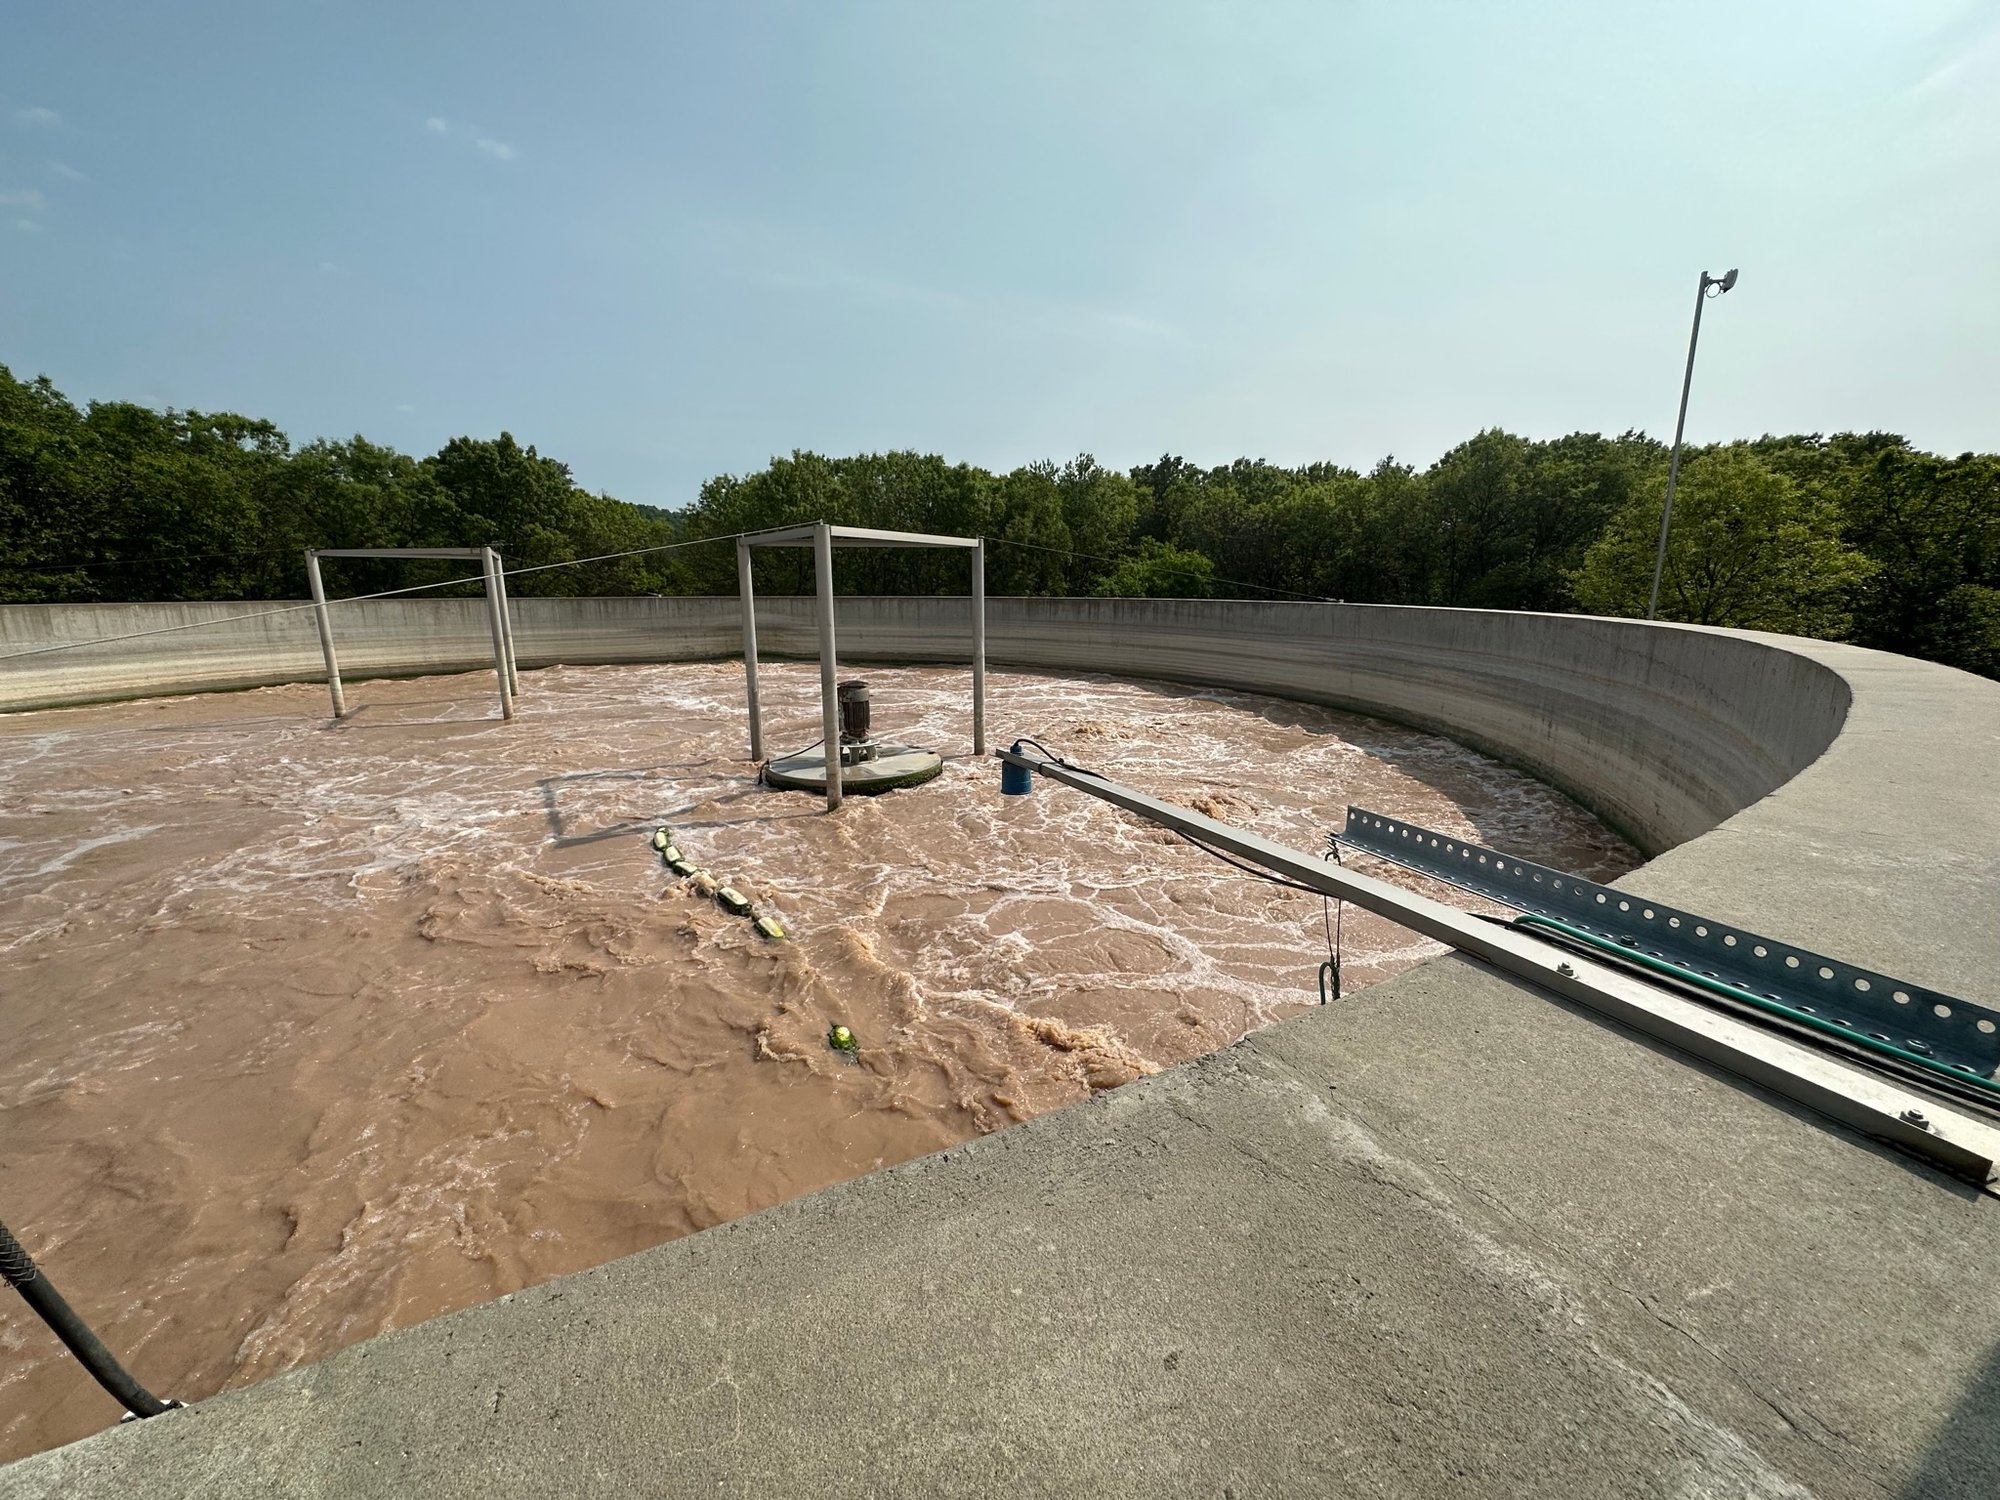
[1201,1050,1822,1498]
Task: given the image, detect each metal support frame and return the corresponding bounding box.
[814,521,842,809]
[996,744,2000,1182]
[971,537,986,756]
[738,538,763,760]
[1337,807,2000,1077]
[304,547,517,721]
[304,551,346,719]
[486,548,520,695]
[736,522,985,812]
[478,549,515,721]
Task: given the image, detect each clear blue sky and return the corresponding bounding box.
[2,1,1993,507]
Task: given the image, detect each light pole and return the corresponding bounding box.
[1646,267,1738,621]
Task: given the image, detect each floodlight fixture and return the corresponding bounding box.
[1646,266,1743,620]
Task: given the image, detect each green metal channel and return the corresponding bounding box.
[1512,913,2000,1102]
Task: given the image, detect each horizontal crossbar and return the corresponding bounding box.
[740,525,979,550]
[309,548,491,559]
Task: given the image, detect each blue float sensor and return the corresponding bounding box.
[1000,743,1034,796]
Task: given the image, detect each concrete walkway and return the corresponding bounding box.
[5,951,1995,1498]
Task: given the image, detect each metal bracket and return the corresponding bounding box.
[997,746,2000,1181]
[1339,808,2000,1080]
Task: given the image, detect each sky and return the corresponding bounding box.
[1,0,1995,508]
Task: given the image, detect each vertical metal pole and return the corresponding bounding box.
[971,537,986,755]
[491,549,520,695]
[1647,275,1709,621]
[814,521,842,811]
[738,536,763,761]
[305,550,346,719]
[481,547,515,721]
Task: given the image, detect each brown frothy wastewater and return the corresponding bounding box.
[0,662,1637,1460]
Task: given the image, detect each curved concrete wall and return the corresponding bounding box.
[8,598,2000,1498]
[2,595,1850,853]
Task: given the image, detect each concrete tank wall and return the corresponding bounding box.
[8,594,2000,1499]
[1,595,1850,852]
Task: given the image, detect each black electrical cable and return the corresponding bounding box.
[984,535,1334,603]
[1019,740,1317,889]
[1172,830,1325,895]
[764,737,825,765]
[0,536,740,664]
[3,546,298,575]
[1014,735,1340,1000]
[0,1217,175,1419]
[1320,836,1346,1003]
[1010,736,1105,777]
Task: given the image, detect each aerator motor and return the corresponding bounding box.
[837,679,874,766]
[762,677,945,795]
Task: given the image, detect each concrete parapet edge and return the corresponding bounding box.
[2,596,1854,853]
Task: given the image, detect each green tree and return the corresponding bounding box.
[10,360,2000,677]
[1833,445,2000,675]
[1574,446,1873,635]
[0,368,104,600]
[1094,539,1215,598]
[1053,454,1137,591]
[990,463,1070,594]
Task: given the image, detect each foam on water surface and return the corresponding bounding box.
[0,662,1635,1461]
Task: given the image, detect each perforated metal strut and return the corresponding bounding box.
[1339,808,2000,1081]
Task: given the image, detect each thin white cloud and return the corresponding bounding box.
[424,115,517,163]
[396,403,417,413]
[752,245,1189,346]
[1092,308,1188,342]
[1905,17,2000,164]
[760,261,969,312]
[14,218,42,233]
[13,106,60,127]
[0,188,47,211]
[1912,12,2000,94]
[318,260,344,274]
[1915,53,1966,93]
[48,161,87,182]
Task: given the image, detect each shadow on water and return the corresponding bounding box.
[535,766,812,848]
[1901,1334,2000,1498]
[323,716,505,735]
[332,696,502,720]
[12,697,492,737]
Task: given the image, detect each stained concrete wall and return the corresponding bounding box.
[0,596,1849,853]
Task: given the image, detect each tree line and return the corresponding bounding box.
[0,365,681,603]
[4,361,1995,678]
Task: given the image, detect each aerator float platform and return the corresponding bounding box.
[762,744,944,795]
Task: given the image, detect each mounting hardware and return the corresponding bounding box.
[1901,1108,1932,1131]
[1337,808,2000,1081]
[996,744,2000,1182]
